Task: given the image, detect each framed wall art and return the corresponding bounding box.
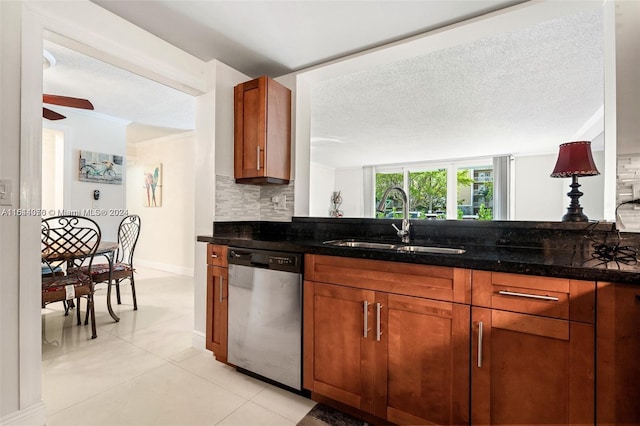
[78,150,124,184]
[143,163,162,207]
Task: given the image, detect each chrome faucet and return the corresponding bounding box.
[376,186,410,243]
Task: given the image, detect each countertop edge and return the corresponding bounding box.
[197,235,640,285]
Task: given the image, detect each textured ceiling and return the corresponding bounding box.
[42,2,603,163]
[42,40,196,133]
[310,7,604,168]
[91,0,524,78]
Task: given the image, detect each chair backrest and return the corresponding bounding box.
[41,216,102,281]
[116,215,141,265]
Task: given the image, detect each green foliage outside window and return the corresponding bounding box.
[375,170,474,219]
[478,203,493,220]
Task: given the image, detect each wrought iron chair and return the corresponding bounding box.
[41,215,101,339]
[84,215,141,311]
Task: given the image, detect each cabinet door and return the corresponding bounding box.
[234,78,265,179]
[597,282,640,425]
[206,265,228,363]
[303,281,377,414]
[472,307,594,425]
[380,294,470,425]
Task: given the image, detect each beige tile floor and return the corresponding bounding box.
[41,267,316,426]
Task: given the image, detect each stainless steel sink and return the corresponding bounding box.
[322,240,465,254]
[396,245,466,254]
[323,240,398,250]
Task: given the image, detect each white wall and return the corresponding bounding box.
[334,167,365,217]
[41,128,64,212]
[309,162,335,216]
[2,2,208,424]
[126,132,195,275]
[615,0,640,156]
[513,150,605,221]
[49,110,128,241]
[214,63,249,178]
[0,2,35,423]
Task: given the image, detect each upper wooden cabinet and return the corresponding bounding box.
[234,76,291,185]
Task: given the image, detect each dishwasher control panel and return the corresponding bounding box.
[228,247,302,273]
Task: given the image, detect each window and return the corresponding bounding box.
[374,157,502,220]
[409,168,448,219]
[375,171,403,218]
[457,166,493,220]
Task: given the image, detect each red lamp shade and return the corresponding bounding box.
[550,141,600,178]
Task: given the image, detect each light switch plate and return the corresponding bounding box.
[0,179,13,206]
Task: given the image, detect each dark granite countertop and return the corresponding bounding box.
[197,217,640,285]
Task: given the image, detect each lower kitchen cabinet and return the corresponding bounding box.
[597,282,640,425]
[206,264,228,363]
[304,282,377,413]
[471,307,594,425]
[471,271,595,425]
[304,280,470,425]
[383,292,470,425]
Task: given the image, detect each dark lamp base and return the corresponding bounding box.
[562,210,589,222]
[561,175,589,222]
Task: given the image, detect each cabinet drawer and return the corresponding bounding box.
[305,254,471,304]
[472,271,594,323]
[207,244,228,267]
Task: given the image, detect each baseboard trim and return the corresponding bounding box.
[136,259,194,277]
[191,330,207,351]
[0,401,46,426]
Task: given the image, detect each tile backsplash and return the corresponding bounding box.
[617,154,640,232]
[215,175,294,221]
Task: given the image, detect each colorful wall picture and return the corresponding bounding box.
[78,150,124,184]
[143,163,162,207]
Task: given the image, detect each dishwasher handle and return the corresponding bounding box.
[228,250,269,267]
[228,249,251,260]
[228,247,303,273]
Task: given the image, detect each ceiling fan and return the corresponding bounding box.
[43,94,94,120]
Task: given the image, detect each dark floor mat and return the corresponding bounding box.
[297,404,369,426]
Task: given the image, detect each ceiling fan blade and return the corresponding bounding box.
[43,94,94,110]
[43,107,66,120]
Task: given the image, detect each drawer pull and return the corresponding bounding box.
[376,303,383,341]
[211,253,218,258]
[363,301,369,338]
[477,321,484,368]
[498,290,559,301]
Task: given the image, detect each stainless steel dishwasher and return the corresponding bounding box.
[227,247,303,391]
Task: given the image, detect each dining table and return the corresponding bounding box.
[94,241,121,322]
[42,240,121,322]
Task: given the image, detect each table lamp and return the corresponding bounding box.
[550,141,600,222]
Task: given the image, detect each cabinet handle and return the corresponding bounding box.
[376,303,383,341]
[219,276,224,303]
[477,321,484,368]
[363,301,369,338]
[498,290,559,301]
[211,253,218,258]
[256,146,261,170]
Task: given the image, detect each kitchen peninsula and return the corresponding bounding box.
[198,217,640,425]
